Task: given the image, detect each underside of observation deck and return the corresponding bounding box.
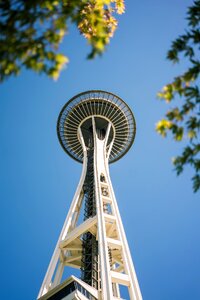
[57,90,136,163]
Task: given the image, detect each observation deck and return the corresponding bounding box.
[57,90,136,163]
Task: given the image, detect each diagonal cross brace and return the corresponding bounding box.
[59,216,97,249]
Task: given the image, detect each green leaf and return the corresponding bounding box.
[192,174,200,192]
[174,127,184,141]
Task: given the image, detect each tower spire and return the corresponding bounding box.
[38,90,142,300]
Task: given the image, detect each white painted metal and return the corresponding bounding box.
[38,115,142,300]
[104,159,142,300]
[92,117,114,300]
[91,118,142,300]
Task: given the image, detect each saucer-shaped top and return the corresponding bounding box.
[57,90,136,163]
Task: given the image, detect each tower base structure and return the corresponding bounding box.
[38,276,98,300]
[38,91,142,300]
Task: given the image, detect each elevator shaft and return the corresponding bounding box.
[81,137,98,289]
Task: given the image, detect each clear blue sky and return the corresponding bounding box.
[0,1,200,299]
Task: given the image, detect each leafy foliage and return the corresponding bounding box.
[156,1,200,192]
[0,0,124,81]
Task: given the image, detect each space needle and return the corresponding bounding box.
[38,90,142,300]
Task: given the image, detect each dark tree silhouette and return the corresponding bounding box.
[156,1,200,192]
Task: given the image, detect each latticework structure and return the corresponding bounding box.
[38,91,142,300]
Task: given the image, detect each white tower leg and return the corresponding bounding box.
[91,118,142,300]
